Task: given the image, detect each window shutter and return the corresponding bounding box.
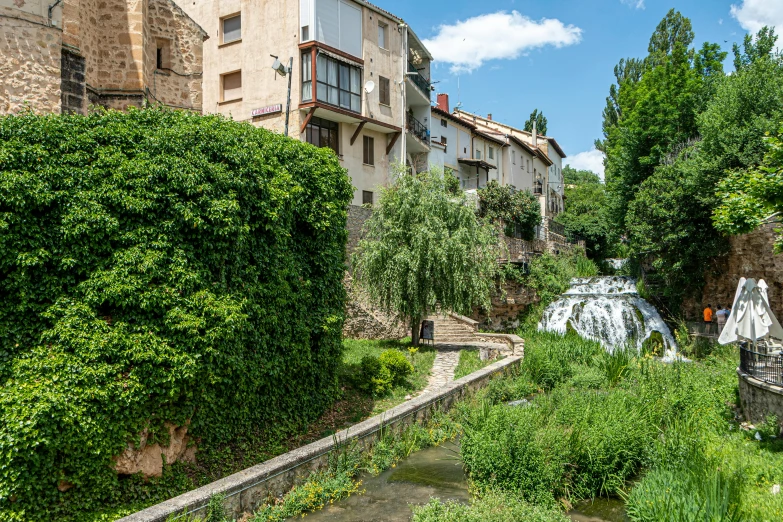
[379,77,390,105]
[338,0,362,57]
[316,0,339,48]
[223,15,241,43]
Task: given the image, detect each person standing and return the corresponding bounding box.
[703,304,714,336]
[716,305,727,335]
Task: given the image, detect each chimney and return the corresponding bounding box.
[436,93,449,113]
[532,120,538,147]
[487,113,492,120]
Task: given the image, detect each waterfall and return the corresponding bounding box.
[606,259,629,270]
[538,276,680,360]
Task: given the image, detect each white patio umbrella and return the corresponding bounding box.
[719,278,783,348]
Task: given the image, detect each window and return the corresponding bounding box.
[301,26,310,41]
[475,149,482,160]
[315,0,362,57]
[512,150,516,164]
[222,14,241,44]
[156,38,170,70]
[301,52,312,102]
[441,119,447,128]
[379,76,390,106]
[363,135,374,165]
[441,136,447,144]
[489,146,494,160]
[221,71,242,102]
[305,117,339,154]
[378,22,388,49]
[362,190,373,206]
[316,53,361,113]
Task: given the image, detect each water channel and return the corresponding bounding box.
[294,441,627,522]
[297,275,664,521]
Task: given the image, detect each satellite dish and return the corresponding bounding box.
[364,80,376,94]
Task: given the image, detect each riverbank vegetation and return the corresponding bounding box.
[427,329,783,522]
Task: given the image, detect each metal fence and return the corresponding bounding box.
[407,61,431,97]
[740,346,783,386]
[407,114,430,145]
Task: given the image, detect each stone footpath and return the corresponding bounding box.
[420,342,509,395]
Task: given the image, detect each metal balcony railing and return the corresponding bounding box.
[407,61,431,98]
[740,345,783,386]
[407,114,430,145]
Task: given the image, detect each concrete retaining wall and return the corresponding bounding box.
[738,368,783,433]
[118,355,522,522]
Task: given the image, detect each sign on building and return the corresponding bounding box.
[251,104,283,117]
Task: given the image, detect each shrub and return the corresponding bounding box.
[378,349,414,384]
[0,108,353,518]
[359,355,393,396]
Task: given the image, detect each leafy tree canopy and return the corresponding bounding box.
[353,170,501,345]
[477,181,542,240]
[714,122,783,252]
[556,169,615,260]
[563,165,601,186]
[524,109,548,136]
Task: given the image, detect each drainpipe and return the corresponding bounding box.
[400,23,408,171]
[48,0,63,25]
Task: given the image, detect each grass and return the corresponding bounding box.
[340,338,436,415]
[453,349,494,380]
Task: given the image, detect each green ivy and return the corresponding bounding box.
[0,108,353,520]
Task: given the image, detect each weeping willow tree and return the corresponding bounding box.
[352,169,501,345]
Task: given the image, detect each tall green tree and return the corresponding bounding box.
[562,165,601,186]
[556,168,614,260]
[622,27,780,304]
[715,121,783,251]
[524,109,548,136]
[352,170,501,345]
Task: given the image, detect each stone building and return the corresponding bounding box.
[0,0,207,115]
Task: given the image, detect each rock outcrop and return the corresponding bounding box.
[114,422,196,477]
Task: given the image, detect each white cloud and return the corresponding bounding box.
[719,18,724,25]
[730,0,783,32]
[423,11,582,73]
[621,0,645,9]
[566,148,606,181]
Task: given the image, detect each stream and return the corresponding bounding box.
[293,441,627,522]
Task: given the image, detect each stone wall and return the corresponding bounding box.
[684,223,783,321]
[472,279,538,331]
[1,0,205,115]
[738,369,783,434]
[0,6,62,114]
[117,355,523,522]
[145,0,204,110]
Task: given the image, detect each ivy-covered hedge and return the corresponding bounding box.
[0,109,352,520]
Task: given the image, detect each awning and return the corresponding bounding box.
[458,158,497,171]
[316,48,363,69]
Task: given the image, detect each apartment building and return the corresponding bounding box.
[453,106,566,218]
[0,0,206,115]
[181,0,433,206]
[430,97,502,192]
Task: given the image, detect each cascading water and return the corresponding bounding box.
[538,276,681,360]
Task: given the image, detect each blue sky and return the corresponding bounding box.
[385,0,782,176]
